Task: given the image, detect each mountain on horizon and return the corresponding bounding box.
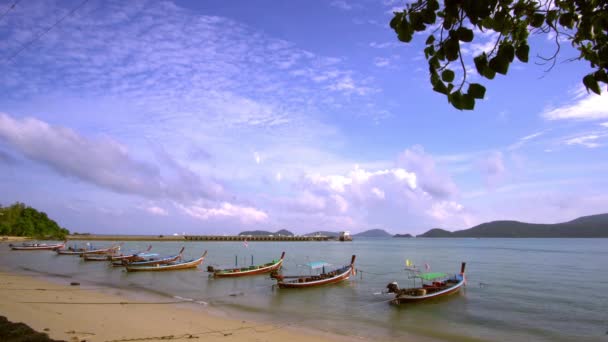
[417,213,608,238]
[303,231,340,237]
[353,229,392,238]
[239,229,294,236]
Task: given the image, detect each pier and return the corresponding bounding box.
[67,234,336,242]
[184,235,334,241]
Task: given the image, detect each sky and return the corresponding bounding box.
[0,0,607,235]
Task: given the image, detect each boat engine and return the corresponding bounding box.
[207,266,215,272]
[386,281,400,293]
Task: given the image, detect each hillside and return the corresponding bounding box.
[353,229,392,238]
[417,213,608,238]
[304,231,340,237]
[393,233,413,238]
[238,229,294,236]
[0,202,69,239]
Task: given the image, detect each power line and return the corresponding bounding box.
[3,0,90,64]
[0,0,21,21]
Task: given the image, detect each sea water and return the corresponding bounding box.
[1,238,607,341]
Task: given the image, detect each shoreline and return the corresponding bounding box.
[0,268,364,342]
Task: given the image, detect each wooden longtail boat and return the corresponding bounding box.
[386,262,466,304]
[108,245,153,261]
[9,241,66,251]
[272,255,356,289]
[208,252,285,278]
[83,253,117,261]
[118,247,185,267]
[56,244,121,256]
[125,251,207,272]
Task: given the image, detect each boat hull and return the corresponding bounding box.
[391,279,464,304]
[277,267,353,288]
[125,252,207,272]
[10,243,65,251]
[214,260,283,278]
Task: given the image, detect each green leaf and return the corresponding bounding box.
[432,80,449,95]
[425,35,436,45]
[515,44,529,63]
[530,13,545,28]
[389,13,403,29]
[489,55,509,75]
[467,83,486,99]
[461,94,475,110]
[473,53,488,75]
[457,27,474,42]
[441,69,455,82]
[583,74,601,95]
[498,43,515,63]
[448,91,463,110]
[483,67,496,80]
[444,38,459,61]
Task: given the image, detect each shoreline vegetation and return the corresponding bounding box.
[0,270,348,342]
[0,203,69,240]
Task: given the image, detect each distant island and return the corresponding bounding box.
[393,233,413,238]
[417,213,608,238]
[239,229,294,236]
[353,229,392,238]
[303,231,340,237]
[0,202,69,239]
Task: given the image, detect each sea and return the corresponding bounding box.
[1,238,607,341]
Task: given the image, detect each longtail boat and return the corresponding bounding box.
[56,244,121,256]
[208,252,285,278]
[9,241,66,251]
[272,255,356,289]
[118,247,185,267]
[108,245,153,261]
[386,262,466,304]
[125,251,207,272]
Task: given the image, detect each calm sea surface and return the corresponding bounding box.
[1,238,607,341]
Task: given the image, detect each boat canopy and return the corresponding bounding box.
[305,261,331,269]
[416,272,448,281]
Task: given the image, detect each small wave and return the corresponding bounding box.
[173,296,208,306]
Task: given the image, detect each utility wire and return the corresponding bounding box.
[0,0,21,21]
[3,0,89,64]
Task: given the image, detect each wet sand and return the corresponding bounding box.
[0,271,349,342]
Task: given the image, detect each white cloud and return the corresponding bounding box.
[601,122,608,128]
[254,151,261,164]
[508,131,544,150]
[397,145,458,198]
[426,201,464,221]
[477,151,506,188]
[564,134,603,148]
[371,187,385,199]
[146,206,168,216]
[330,1,353,10]
[369,41,399,49]
[542,90,608,121]
[0,112,224,201]
[179,201,268,223]
[374,57,391,67]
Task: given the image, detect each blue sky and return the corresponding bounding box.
[1,0,607,235]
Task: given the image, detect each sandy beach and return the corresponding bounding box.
[0,270,349,342]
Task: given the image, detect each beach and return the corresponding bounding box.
[0,270,350,342]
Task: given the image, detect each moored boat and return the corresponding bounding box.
[108,245,153,261]
[386,262,466,304]
[125,251,207,272]
[118,247,185,267]
[56,244,121,256]
[208,252,285,278]
[272,255,356,288]
[9,241,66,251]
